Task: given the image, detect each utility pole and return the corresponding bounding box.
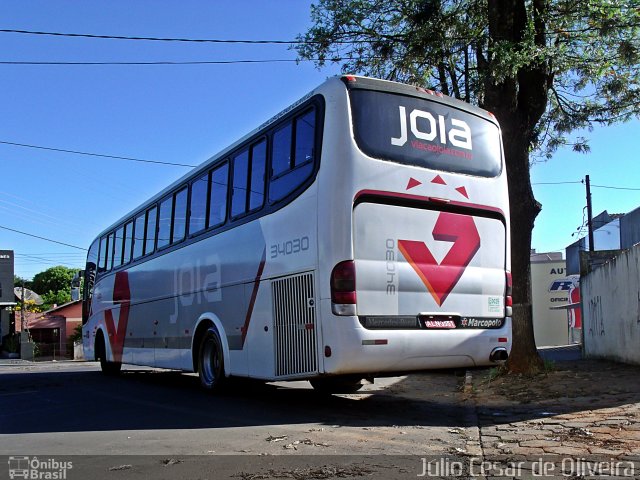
[20,282,25,334]
[585,175,594,252]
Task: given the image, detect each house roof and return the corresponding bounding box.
[42,300,81,314]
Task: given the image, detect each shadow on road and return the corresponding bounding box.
[0,367,470,434]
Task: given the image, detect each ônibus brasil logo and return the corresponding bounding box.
[8,456,72,479]
[398,212,480,306]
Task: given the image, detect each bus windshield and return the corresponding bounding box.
[349,89,502,177]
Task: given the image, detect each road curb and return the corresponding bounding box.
[463,370,473,394]
[462,369,484,458]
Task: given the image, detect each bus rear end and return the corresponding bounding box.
[318,76,511,377]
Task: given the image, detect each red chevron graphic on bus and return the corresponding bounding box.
[104,271,131,363]
[398,212,480,306]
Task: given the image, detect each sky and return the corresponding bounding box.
[1,1,639,280]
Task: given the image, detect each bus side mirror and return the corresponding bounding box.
[71,270,84,288]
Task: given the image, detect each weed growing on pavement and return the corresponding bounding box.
[543,358,556,372]
[487,364,508,382]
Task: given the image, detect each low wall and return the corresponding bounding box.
[582,244,640,365]
[74,341,84,360]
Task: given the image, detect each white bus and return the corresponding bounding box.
[82,75,511,393]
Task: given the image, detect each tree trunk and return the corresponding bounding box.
[483,0,548,374]
[502,128,544,374]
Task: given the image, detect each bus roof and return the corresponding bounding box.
[92,75,499,241]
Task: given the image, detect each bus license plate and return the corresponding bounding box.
[424,320,456,329]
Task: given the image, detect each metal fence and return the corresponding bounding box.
[34,342,74,361]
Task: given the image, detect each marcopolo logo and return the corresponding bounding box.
[8,456,73,479]
[460,317,503,328]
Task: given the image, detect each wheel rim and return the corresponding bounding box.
[201,336,221,387]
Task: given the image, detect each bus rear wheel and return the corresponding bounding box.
[198,327,226,391]
[309,376,364,394]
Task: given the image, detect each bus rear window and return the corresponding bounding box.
[349,90,501,177]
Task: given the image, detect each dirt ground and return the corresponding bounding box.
[470,359,640,458]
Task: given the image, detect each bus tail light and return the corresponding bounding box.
[505,271,513,317]
[331,260,356,316]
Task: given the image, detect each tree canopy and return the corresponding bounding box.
[31,266,77,299]
[297,0,640,158]
[297,0,640,372]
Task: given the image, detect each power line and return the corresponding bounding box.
[0,225,87,250]
[592,183,640,191]
[0,140,196,168]
[0,59,304,66]
[532,180,640,191]
[0,28,315,44]
[15,252,86,256]
[0,56,373,66]
[15,253,83,266]
[531,181,583,185]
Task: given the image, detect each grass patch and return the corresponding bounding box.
[487,364,508,382]
[543,358,556,372]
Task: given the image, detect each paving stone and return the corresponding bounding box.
[560,422,594,428]
[587,446,630,455]
[508,447,546,456]
[542,446,589,456]
[596,408,629,415]
[594,420,632,426]
[519,440,561,448]
[481,432,526,442]
[587,426,619,434]
[612,430,640,440]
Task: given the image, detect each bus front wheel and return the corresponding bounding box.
[95,334,121,376]
[198,327,226,391]
[309,376,364,394]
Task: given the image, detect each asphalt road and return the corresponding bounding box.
[0,361,476,479]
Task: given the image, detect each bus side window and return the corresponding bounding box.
[189,173,209,235]
[106,232,115,271]
[157,197,173,249]
[271,123,292,176]
[209,162,228,228]
[250,139,266,211]
[98,236,108,273]
[231,150,249,217]
[145,207,157,255]
[132,213,145,260]
[172,187,188,244]
[112,226,124,268]
[269,108,316,202]
[123,221,133,264]
[294,109,315,166]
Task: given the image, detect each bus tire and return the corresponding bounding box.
[95,333,121,376]
[198,327,226,391]
[309,376,364,394]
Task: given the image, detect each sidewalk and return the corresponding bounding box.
[468,357,640,459]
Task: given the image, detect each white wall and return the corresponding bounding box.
[531,260,570,346]
[582,244,640,365]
